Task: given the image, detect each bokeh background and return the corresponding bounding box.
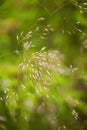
[0,0,87,130]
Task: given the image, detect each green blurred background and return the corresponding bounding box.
[0,0,87,130]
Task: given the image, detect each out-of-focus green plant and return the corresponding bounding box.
[0,0,87,130]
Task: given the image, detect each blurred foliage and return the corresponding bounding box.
[0,0,87,130]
